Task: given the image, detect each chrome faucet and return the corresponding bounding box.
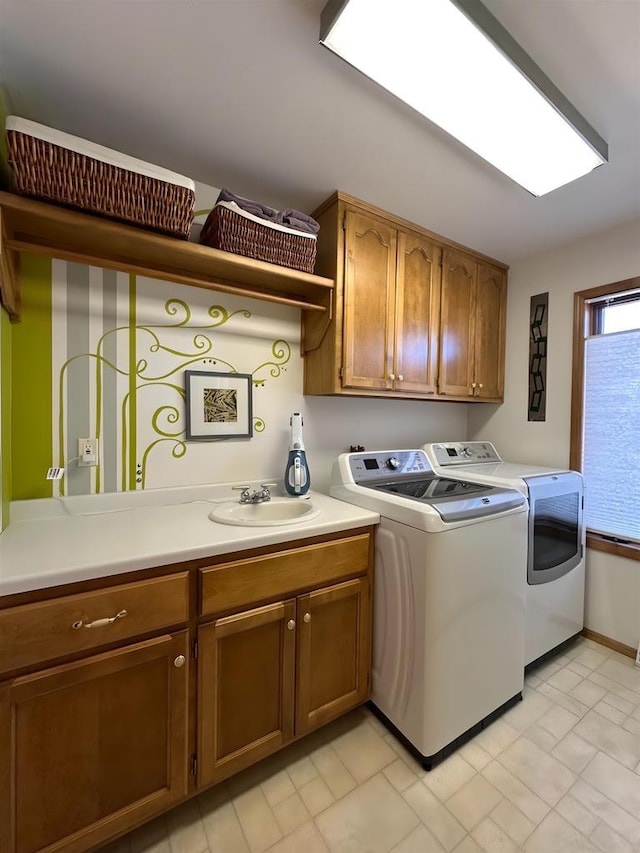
[233,482,278,504]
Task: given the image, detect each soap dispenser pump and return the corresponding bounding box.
[284,412,310,497]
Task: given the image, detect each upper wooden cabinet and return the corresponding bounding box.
[303,192,507,403]
[341,210,397,392]
[340,211,441,394]
[439,249,507,399]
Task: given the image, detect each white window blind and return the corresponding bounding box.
[583,328,640,542]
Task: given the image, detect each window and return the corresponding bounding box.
[570,277,640,559]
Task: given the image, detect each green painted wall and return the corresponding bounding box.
[11,254,53,500]
[0,88,14,528]
[1,307,11,527]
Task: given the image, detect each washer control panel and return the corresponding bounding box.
[348,450,432,483]
[427,441,502,467]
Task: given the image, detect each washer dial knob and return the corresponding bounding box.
[387,456,401,470]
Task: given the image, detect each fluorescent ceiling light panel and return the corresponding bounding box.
[320,0,607,196]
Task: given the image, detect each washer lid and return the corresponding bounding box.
[368,476,525,522]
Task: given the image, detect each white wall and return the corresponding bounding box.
[469,218,640,649]
[14,178,468,503]
[305,395,467,494]
[190,179,469,495]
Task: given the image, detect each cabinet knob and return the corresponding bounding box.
[303,612,311,623]
[174,655,186,668]
[478,383,484,389]
[397,374,404,382]
[389,373,395,381]
[471,382,477,388]
[287,619,296,631]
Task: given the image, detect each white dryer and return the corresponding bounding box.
[331,449,528,769]
[424,441,585,667]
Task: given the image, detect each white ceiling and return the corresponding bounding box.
[1,0,639,264]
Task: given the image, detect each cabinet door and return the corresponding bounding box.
[295,578,371,736]
[198,600,295,788]
[0,632,189,853]
[394,231,441,394]
[474,263,507,399]
[439,249,477,396]
[342,210,396,390]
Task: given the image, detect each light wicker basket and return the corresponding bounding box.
[200,203,317,273]
[6,119,195,239]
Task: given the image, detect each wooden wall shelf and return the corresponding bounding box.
[0,192,334,321]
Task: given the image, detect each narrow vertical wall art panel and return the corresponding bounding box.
[528,292,548,422]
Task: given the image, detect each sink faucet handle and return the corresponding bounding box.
[232,485,252,502]
[260,482,278,499]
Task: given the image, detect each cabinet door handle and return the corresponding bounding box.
[478,383,484,389]
[303,612,311,623]
[471,382,477,388]
[72,609,127,630]
[397,374,404,382]
[287,619,296,631]
[388,373,395,381]
[174,655,186,668]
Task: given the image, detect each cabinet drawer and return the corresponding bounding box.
[200,534,371,617]
[0,572,189,675]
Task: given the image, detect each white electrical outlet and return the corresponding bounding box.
[78,438,99,467]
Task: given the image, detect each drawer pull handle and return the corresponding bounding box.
[174,655,186,668]
[72,609,128,630]
[303,612,311,623]
[287,619,296,631]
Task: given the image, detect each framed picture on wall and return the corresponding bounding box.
[185,370,253,440]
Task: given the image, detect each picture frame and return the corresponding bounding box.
[185,370,253,440]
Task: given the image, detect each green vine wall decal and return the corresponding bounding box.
[251,340,291,386]
[57,285,292,494]
[162,298,251,328]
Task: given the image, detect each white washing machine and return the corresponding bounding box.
[331,449,528,769]
[424,441,585,667]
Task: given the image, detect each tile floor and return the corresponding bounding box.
[101,636,640,853]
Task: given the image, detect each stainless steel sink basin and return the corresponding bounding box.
[209,498,321,527]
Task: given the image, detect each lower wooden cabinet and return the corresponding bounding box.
[295,578,370,735]
[197,577,371,786]
[0,632,189,853]
[0,527,374,853]
[197,600,296,787]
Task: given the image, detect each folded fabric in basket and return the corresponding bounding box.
[217,188,320,235]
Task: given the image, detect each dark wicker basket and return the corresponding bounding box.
[6,129,195,239]
[200,204,317,273]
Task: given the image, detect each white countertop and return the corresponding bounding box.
[0,483,379,598]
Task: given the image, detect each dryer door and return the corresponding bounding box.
[525,473,584,585]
